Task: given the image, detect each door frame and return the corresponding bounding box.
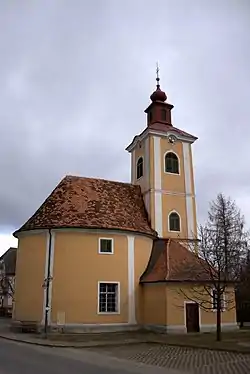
[184,301,201,333]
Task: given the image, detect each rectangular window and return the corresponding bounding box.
[98,282,119,313]
[99,238,113,254]
[212,289,226,311]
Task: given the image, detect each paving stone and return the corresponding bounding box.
[90,343,250,374]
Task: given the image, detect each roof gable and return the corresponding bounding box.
[140,239,215,283]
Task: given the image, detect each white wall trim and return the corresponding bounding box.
[17,228,153,239]
[97,281,120,315]
[153,136,163,237]
[41,230,55,326]
[163,150,181,176]
[143,188,195,198]
[131,150,135,183]
[98,238,114,255]
[144,136,150,189]
[15,229,48,238]
[183,142,195,239]
[127,235,136,324]
[168,210,182,233]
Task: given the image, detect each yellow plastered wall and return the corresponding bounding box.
[14,233,47,322]
[166,284,236,327]
[160,139,186,193]
[51,232,128,324]
[162,194,188,238]
[141,283,167,325]
[134,236,153,324]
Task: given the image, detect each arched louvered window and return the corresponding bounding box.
[161,109,167,121]
[136,157,143,179]
[169,212,180,232]
[165,152,179,174]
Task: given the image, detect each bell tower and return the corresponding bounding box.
[126,67,198,240]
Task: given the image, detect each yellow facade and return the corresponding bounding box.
[131,133,197,240]
[14,233,47,322]
[142,283,237,332]
[13,230,153,328]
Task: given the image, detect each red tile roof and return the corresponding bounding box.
[140,239,214,282]
[148,123,197,140]
[14,176,156,237]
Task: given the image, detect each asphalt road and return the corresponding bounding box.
[0,338,184,374]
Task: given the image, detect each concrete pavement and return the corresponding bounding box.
[0,338,186,374]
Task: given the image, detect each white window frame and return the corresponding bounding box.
[98,238,114,255]
[97,281,120,315]
[168,210,181,232]
[164,151,181,176]
[211,288,226,312]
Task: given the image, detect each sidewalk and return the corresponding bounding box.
[0,320,153,348]
[1,319,250,354]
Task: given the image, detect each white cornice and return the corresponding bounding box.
[126,128,196,152]
[15,227,155,239]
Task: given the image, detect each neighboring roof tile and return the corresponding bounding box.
[14,176,156,237]
[0,247,17,275]
[140,239,214,283]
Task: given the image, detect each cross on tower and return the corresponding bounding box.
[156,62,160,88]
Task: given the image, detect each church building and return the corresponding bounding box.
[13,72,237,333]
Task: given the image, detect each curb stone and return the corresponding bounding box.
[0,334,151,349]
[1,333,250,355]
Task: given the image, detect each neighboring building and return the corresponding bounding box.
[0,247,16,316]
[13,74,237,333]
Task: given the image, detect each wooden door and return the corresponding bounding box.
[185,303,200,333]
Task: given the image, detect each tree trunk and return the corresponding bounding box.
[216,304,221,341]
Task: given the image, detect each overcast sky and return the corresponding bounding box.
[0,0,250,254]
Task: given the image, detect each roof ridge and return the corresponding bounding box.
[64,175,135,187]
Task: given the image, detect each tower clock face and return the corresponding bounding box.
[168,135,176,144]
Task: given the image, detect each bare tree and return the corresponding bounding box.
[0,260,14,313]
[179,193,249,341]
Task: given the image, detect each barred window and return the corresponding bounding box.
[98,283,119,313]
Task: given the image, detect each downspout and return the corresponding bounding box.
[44,229,52,336]
[165,239,171,332]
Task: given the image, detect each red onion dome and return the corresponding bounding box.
[150,87,167,102]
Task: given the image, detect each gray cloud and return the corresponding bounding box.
[0,0,250,239]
